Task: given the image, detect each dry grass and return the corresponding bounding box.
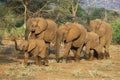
[71,69,82,78]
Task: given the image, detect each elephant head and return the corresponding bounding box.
[25,18,37,40]
[14,39,29,51]
[19,40,29,51]
[14,39,37,52]
[89,19,102,32]
[89,19,107,37]
[34,18,48,34]
[57,24,69,43]
[25,18,48,40]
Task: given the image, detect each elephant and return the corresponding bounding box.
[25,17,57,43]
[88,19,112,59]
[25,18,58,56]
[13,38,48,66]
[56,22,87,63]
[84,31,103,60]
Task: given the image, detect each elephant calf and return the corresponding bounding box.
[13,38,48,66]
[84,32,103,60]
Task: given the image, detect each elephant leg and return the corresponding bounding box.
[55,54,60,63]
[45,46,49,65]
[74,48,81,62]
[64,42,72,63]
[99,37,105,58]
[44,58,49,66]
[34,55,41,66]
[89,50,94,60]
[71,49,77,62]
[85,43,90,60]
[104,42,110,59]
[24,52,29,66]
[75,42,85,62]
[55,42,60,63]
[96,46,104,60]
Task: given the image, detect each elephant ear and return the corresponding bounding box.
[35,18,48,34]
[28,40,36,52]
[66,25,80,42]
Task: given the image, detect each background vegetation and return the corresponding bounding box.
[0,0,120,44]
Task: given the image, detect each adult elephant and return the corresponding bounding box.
[25,18,57,43]
[88,19,112,59]
[25,17,58,54]
[56,22,87,63]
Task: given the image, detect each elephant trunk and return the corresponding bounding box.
[25,28,30,40]
[56,31,65,58]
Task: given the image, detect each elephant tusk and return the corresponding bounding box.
[50,42,55,46]
[59,42,65,57]
[28,32,31,39]
[60,42,65,48]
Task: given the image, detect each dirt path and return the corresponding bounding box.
[0,41,120,80]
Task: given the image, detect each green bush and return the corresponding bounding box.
[112,18,120,44]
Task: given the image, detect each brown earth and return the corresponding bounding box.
[0,39,120,80]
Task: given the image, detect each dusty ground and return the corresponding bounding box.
[0,39,120,80]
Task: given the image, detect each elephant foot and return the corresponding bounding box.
[98,53,104,60]
[89,53,94,61]
[56,59,60,63]
[24,63,28,68]
[44,59,49,66]
[56,57,64,63]
[65,57,72,63]
[85,54,90,60]
[74,58,80,62]
[89,57,94,61]
[101,53,104,59]
[104,52,110,59]
[24,60,28,67]
[66,59,72,63]
[74,60,80,63]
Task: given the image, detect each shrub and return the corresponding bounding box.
[10,24,25,38]
[112,18,120,44]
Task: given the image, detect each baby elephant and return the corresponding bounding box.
[84,32,103,60]
[13,38,48,66]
